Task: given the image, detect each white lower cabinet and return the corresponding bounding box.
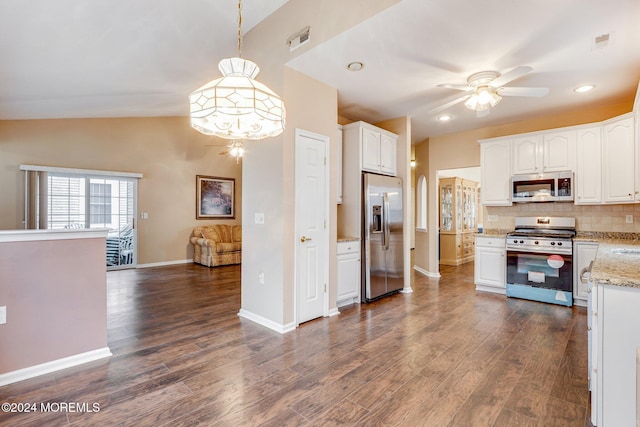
[573,241,598,306]
[592,284,640,426]
[474,236,506,294]
[337,240,360,307]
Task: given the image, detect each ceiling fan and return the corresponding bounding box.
[206,140,245,163]
[433,66,549,117]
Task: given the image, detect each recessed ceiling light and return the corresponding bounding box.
[347,62,364,71]
[574,84,595,93]
[438,114,453,122]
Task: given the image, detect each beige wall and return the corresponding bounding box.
[239,67,338,328]
[0,234,107,374]
[415,99,635,275]
[0,117,242,265]
[413,137,430,273]
[236,0,400,330]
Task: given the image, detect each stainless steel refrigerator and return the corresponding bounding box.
[362,173,404,302]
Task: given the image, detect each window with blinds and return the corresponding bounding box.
[22,166,139,268]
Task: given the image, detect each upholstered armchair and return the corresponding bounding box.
[190,225,241,267]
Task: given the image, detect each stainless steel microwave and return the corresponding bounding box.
[511,171,574,203]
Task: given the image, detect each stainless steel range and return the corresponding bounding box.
[505,217,576,306]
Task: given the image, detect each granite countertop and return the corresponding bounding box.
[337,236,360,242]
[587,236,640,288]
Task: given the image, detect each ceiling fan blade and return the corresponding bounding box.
[437,83,472,91]
[489,66,533,88]
[498,86,549,97]
[429,94,470,114]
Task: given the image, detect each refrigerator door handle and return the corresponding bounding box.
[383,192,390,250]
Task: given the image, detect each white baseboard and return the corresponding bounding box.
[475,285,507,295]
[327,307,340,317]
[573,298,587,308]
[237,309,296,334]
[0,347,112,386]
[400,287,414,294]
[413,265,441,278]
[136,259,192,268]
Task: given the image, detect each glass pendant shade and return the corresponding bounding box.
[190,57,286,140]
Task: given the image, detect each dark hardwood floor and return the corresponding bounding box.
[0,262,592,426]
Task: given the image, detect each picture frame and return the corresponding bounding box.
[196,175,235,219]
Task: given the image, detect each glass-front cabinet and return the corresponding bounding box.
[439,177,478,266]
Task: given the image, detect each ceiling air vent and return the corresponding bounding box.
[594,33,611,49]
[287,26,310,52]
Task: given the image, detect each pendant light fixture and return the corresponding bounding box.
[189,0,286,140]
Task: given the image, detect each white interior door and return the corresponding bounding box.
[295,129,328,324]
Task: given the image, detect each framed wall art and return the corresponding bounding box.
[196,175,235,219]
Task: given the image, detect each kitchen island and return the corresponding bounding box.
[588,238,640,427]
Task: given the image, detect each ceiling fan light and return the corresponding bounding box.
[476,87,493,106]
[464,96,478,110]
[489,91,502,107]
[464,88,502,112]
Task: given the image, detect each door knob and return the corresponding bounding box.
[300,236,312,242]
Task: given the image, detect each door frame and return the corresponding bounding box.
[293,128,330,326]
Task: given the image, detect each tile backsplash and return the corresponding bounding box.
[484,203,640,233]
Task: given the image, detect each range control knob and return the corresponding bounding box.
[513,239,518,244]
[558,242,563,246]
[550,242,556,246]
[534,241,539,245]
[519,240,524,244]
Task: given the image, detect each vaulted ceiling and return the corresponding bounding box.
[1,0,639,143]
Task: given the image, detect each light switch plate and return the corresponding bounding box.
[255,213,265,224]
[626,214,634,224]
[0,306,6,325]
[488,215,499,222]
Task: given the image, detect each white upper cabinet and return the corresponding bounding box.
[512,131,575,175]
[480,139,512,206]
[512,135,542,174]
[602,115,635,203]
[346,121,398,176]
[543,130,576,172]
[379,134,397,175]
[575,126,603,204]
[361,127,381,172]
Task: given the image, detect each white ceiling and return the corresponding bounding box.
[0,0,289,120]
[1,0,639,144]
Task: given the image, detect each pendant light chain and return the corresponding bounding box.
[237,0,242,58]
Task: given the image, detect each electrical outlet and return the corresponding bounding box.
[488,215,498,222]
[0,306,6,325]
[258,272,265,285]
[254,213,265,224]
[626,214,634,224]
